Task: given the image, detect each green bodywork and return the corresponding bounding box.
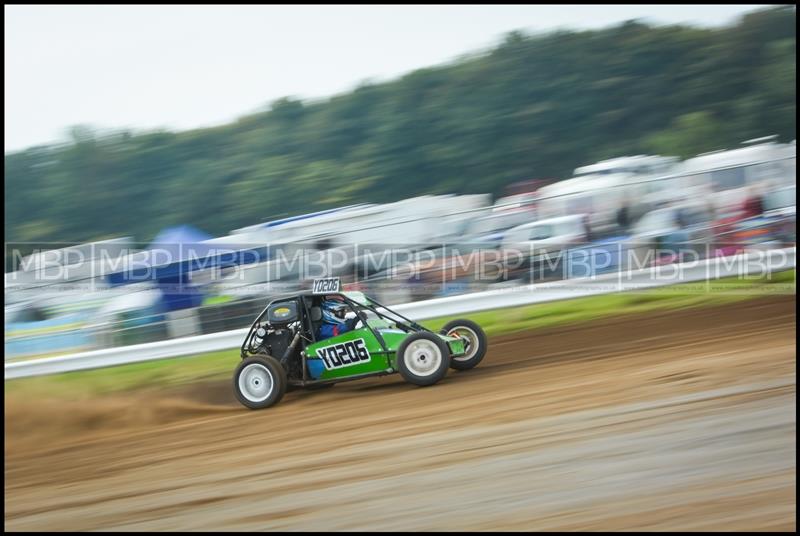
[305,319,466,381]
[241,289,468,384]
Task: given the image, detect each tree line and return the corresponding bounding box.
[4,6,795,249]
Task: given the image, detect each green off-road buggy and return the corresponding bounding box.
[234,278,488,409]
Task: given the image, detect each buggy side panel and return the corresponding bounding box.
[306,327,390,380]
[365,329,466,358]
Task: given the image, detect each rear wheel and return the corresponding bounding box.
[397,332,450,386]
[233,355,287,409]
[440,319,487,371]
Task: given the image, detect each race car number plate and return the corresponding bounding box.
[316,338,371,370]
[312,277,341,294]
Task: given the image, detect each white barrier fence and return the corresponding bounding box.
[5,247,795,380]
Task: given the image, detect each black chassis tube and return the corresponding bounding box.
[337,293,391,355]
[298,296,316,382]
[240,303,271,358]
[288,369,396,388]
[241,291,427,359]
[239,291,436,384]
[240,296,313,359]
[240,292,393,384]
[357,295,432,334]
[297,293,394,386]
[354,295,475,361]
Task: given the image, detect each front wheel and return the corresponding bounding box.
[233,355,287,409]
[397,332,450,386]
[440,319,487,371]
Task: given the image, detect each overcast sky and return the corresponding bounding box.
[4,4,770,153]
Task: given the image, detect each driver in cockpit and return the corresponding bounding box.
[318,297,359,340]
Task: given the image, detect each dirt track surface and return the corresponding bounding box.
[5,296,797,531]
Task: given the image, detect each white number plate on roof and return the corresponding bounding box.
[312,277,341,294]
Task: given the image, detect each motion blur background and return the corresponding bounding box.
[4,5,796,532]
[4,4,796,356]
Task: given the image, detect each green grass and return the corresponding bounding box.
[4,349,241,400]
[424,269,795,336]
[202,294,237,306]
[5,269,794,399]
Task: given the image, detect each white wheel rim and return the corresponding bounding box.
[405,339,442,377]
[447,326,479,362]
[239,363,274,403]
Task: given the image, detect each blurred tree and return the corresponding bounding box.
[644,111,728,159]
[4,6,795,247]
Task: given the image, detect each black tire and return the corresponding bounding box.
[439,319,488,371]
[233,355,287,409]
[396,332,451,386]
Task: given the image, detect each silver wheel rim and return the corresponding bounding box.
[239,363,274,403]
[405,339,443,377]
[447,326,479,362]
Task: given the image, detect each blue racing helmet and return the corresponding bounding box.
[321,299,348,326]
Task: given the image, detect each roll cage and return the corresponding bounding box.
[240,291,432,359]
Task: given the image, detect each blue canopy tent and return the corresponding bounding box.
[106,225,269,311]
[149,224,215,259]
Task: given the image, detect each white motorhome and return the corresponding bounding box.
[212,194,493,288]
[535,141,796,236]
[535,155,682,236]
[675,137,796,212]
[224,194,490,248]
[573,154,680,177]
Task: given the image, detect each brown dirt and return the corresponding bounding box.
[4,296,796,531]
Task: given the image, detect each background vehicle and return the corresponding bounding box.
[459,207,536,245]
[762,185,797,245]
[501,214,590,282]
[626,202,717,266]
